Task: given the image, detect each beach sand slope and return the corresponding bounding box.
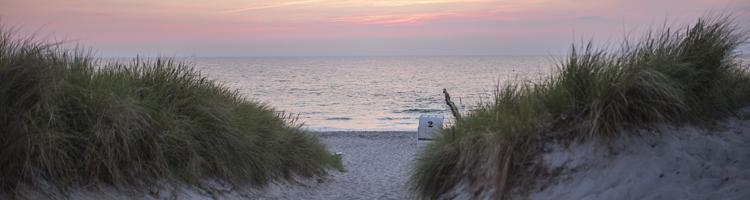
[525,117,750,200]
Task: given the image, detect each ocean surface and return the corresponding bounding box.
[180,56,554,131]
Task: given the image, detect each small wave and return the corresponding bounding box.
[326,117,353,121]
[377,117,415,120]
[415,97,437,102]
[398,108,444,113]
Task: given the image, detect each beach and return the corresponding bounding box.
[4,1,750,199]
[252,131,418,199]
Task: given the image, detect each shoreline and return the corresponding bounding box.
[310,130,416,136]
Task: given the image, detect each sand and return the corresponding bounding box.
[251,131,419,199]
[522,117,750,200]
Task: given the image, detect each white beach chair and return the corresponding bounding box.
[417,114,444,141]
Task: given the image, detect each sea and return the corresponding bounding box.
[181,56,555,131]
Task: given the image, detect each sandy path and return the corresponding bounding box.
[254,131,419,200]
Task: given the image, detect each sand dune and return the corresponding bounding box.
[522,116,750,200]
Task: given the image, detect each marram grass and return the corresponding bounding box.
[411,16,750,199]
[0,27,341,196]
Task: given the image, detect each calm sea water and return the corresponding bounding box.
[182,56,554,131]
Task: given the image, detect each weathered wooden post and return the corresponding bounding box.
[443,88,461,120]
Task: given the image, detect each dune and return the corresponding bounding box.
[442,109,750,200]
[528,117,750,199]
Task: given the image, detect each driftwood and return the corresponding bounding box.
[443,88,462,120]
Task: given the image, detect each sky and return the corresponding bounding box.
[1,0,749,57]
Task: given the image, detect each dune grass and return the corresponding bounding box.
[0,27,341,197]
[411,16,750,199]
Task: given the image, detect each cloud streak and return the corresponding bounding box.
[332,12,462,25]
[220,0,321,14]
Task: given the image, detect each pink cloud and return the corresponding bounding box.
[331,12,463,25]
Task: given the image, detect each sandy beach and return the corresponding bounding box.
[253,131,419,200]
[4,2,750,200]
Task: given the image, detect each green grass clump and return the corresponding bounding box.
[411,16,749,199]
[0,27,341,196]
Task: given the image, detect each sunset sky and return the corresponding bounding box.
[2,0,748,57]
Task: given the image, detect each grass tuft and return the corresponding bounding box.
[0,26,341,196]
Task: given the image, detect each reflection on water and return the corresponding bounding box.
[185,56,554,131]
